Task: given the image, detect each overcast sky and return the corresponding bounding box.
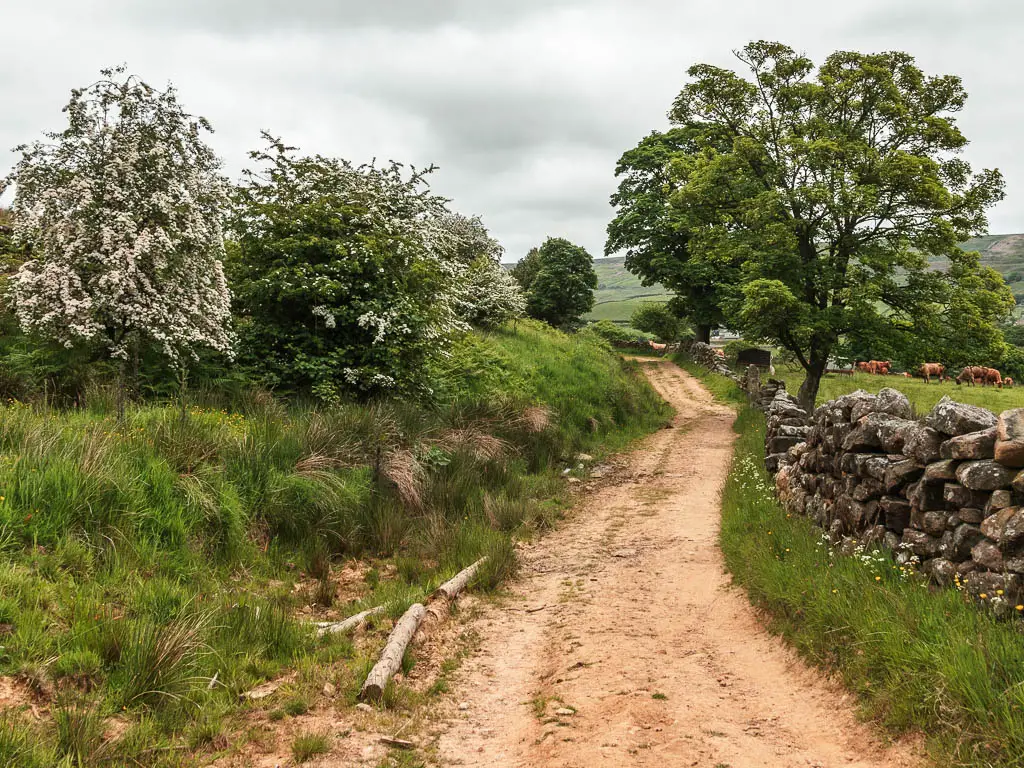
[1,0,1021,260]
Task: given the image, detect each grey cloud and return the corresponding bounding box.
[1,0,1022,260]
[97,0,585,33]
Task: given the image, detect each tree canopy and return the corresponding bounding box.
[614,41,1013,409]
[1,68,234,373]
[228,137,519,402]
[607,128,737,343]
[523,237,597,329]
[510,246,543,292]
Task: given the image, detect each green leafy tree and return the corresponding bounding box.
[524,237,597,329]
[607,129,738,343]
[631,41,1008,410]
[228,137,470,402]
[510,246,543,292]
[1003,323,1024,348]
[630,303,685,342]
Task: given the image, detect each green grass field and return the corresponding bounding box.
[773,365,1024,414]
[585,256,672,325]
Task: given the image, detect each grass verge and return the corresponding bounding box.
[720,404,1024,767]
[673,356,747,406]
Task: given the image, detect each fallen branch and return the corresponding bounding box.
[360,603,427,701]
[432,557,488,602]
[315,605,385,637]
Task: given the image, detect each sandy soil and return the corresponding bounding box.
[434,360,923,768]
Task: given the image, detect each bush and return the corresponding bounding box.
[586,320,645,345]
[630,303,686,342]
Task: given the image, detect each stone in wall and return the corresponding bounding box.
[941,427,997,460]
[925,396,997,436]
[995,409,1024,467]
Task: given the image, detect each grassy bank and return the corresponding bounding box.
[0,320,670,767]
[720,404,1024,767]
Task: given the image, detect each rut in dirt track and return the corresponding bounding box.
[433,360,922,768]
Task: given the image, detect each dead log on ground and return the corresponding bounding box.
[359,603,426,701]
[314,605,385,637]
[422,556,489,631]
[432,557,488,602]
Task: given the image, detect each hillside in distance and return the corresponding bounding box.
[586,256,673,323]
[576,234,1024,325]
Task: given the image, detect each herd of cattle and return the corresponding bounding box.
[855,360,1015,388]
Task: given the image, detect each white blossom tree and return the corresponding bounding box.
[1,66,233,413]
[435,213,525,328]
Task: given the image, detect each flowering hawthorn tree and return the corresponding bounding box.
[437,213,525,328]
[231,136,486,401]
[1,67,233,410]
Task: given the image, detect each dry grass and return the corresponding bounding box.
[382,449,426,510]
[518,406,553,434]
[435,428,511,462]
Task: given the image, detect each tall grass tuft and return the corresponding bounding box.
[54,700,105,765]
[109,611,210,708]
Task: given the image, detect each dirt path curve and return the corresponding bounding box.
[434,360,922,768]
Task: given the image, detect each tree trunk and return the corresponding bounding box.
[432,557,487,602]
[315,605,385,637]
[695,324,712,345]
[117,359,127,422]
[178,365,189,423]
[796,354,827,414]
[360,603,426,701]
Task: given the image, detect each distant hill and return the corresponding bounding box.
[937,234,1024,295]
[504,235,1024,326]
[585,256,673,324]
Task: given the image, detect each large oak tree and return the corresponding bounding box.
[613,42,1012,410]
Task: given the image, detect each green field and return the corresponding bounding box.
[773,365,1024,414]
[585,256,672,324]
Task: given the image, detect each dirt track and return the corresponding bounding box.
[435,360,922,768]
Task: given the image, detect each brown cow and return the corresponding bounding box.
[956,366,980,386]
[957,366,1003,388]
[979,367,1003,388]
[917,363,945,383]
[856,360,891,375]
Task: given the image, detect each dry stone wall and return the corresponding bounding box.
[688,341,743,384]
[769,388,1024,603]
